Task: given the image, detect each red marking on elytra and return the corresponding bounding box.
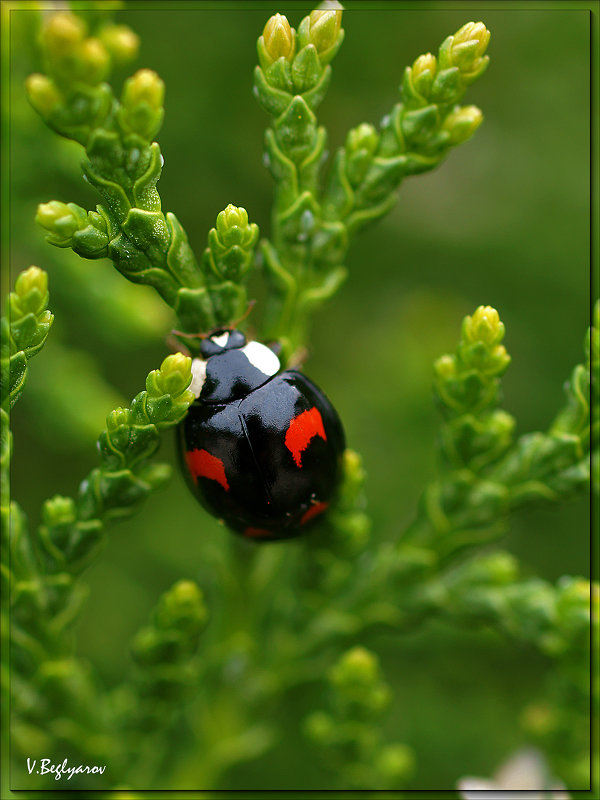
[300,501,329,526]
[185,449,230,491]
[244,526,273,538]
[285,407,326,468]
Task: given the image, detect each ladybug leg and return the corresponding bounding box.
[266,340,282,358]
[287,345,309,370]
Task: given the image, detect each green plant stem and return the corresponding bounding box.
[255,14,491,360]
[29,12,261,344]
[7,347,194,786]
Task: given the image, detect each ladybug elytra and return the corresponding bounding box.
[177,329,345,540]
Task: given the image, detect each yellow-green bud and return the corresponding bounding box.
[119,69,165,140]
[486,408,516,444]
[38,658,80,688]
[25,74,62,117]
[153,353,192,397]
[462,305,504,347]
[459,306,510,375]
[453,21,491,56]
[106,407,131,433]
[154,580,207,631]
[343,448,362,476]
[36,200,85,244]
[121,69,165,112]
[131,627,165,666]
[555,577,592,635]
[77,37,110,85]
[297,5,344,66]
[100,24,140,65]
[14,266,48,302]
[413,52,437,80]
[11,266,50,321]
[448,21,490,80]
[330,646,380,688]
[335,513,370,555]
[262,13,295,65]
[214,204,259,251]
[217,204,246,241]
[346,123,378,158]
[442,105,483,145]
[481,551,519,585]
[340,448,367,504]
[411,52,437,95]
[306,8,342,53]
[36,200,74,232]
[304,711,335,744]
[434,353,458,379]
[560,576,590,603]
[376,743,415,781]
[403,52,438,106]
[42,495,76,526]
[43,12,86,58]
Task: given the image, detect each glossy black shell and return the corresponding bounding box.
[178,368,345,540]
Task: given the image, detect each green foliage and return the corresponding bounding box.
[28,12,259,345]
[292,306,594,791]
[255,13,491,358]
[4,283,194,784]
[4,3,594,794]
[2,266,54,409]
[401,305,593,563]
[305,647,414,789]
[131,579,207,723]
[28,7,491,363]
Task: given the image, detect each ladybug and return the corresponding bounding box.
[177,329,345,541]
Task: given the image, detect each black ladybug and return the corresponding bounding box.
[177,329,345,540]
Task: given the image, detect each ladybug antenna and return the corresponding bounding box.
[166,333,190,356]
[170,301,255,342]
[229,299,256,329]
[170,329,209,340]
[168,329,211,358]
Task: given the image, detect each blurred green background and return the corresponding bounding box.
[8,2,590,790]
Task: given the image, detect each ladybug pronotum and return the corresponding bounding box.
[177,329,345,540]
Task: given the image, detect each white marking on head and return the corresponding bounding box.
[189,358,207,398]
[241,341,280,377]
[211,332,230,348]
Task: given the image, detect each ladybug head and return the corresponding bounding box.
[199,328,247,358]
[190,329,281,403]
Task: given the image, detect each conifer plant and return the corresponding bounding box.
[2,3,595,793]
